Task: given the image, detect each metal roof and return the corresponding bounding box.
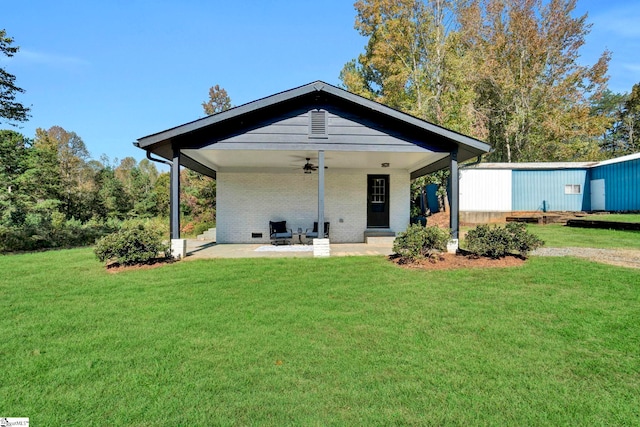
[463,162,597,170]
[462,153,640,171]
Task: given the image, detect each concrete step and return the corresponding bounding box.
[197,228,216,241]
[364,229,396,245]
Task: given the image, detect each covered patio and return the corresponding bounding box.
[184,239,394,259]
[136,81,490,257]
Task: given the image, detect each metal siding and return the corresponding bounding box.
[591,157,640,211]
[459,169,512,211]
[512,170,588,211]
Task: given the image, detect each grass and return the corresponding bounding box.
[525,223,640,249]
[1,249,639,425]
[585,213,640,223]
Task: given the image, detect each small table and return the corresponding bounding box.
[293,228,305,245]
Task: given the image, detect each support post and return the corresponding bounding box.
[314,150,330,257]
[317,150,325,234]
[449,148,459,249]
[170,145,181,240]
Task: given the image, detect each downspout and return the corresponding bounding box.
[133,142,173,167]
[132,142,184,258]
[142,150,179,238]
[146,150,173,167]
[459,155,483,169]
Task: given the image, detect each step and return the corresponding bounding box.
[364,229,396,244]
[197,228,216,241]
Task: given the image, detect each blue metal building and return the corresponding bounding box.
[459,153,640,213]
[512,168,590,212]
[590,154,640,211]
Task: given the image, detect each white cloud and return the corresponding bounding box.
[590,4,640,38]
[0,49,90,69]
[622,63,640,73]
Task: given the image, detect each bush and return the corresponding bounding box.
[0,215,119,253]
[393,224,450,260]
[94,221,170,266]
[464,223,544,259]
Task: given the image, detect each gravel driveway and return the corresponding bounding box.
[533,247,640,269]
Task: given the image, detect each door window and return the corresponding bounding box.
[371,178,386,203]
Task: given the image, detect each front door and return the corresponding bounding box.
[367,175,390,228]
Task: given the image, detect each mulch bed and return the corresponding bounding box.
[105,257,175,273]
[390,253,525,270]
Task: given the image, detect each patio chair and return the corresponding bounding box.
[306,221,330,242]
[269,220,292,245]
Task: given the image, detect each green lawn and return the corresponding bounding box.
[1,249,639,425]
[585,213,640,223]
[526,223,640,249]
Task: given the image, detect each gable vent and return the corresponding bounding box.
[309,110,328,138]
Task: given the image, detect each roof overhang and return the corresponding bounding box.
[136,81,491,178]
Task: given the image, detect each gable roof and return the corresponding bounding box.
[136,80,491,177]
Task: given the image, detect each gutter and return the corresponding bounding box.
[133,141,173,166]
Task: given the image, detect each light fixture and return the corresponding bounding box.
[304,169,312,174]
[381,162,390,168]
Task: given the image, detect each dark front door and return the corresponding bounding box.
[367,174,390,228]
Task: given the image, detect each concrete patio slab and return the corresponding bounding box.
[185,239,393,259]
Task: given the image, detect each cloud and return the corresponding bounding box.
[590,4,640,38]
[621,63,640,73]
[0,49,90,69]
[20,50,90,67]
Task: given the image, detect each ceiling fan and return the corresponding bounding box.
[302,158,318,174]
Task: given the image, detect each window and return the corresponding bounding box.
[372,178,386,203]
[565,184,581,194]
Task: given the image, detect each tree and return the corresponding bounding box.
[0,130,31,226]
[95,166,129,220]
[458,0,610,162]
[0,29,30,125]
[343,0,611,162]
[181,170,216,223]
[115,157,161,218]
[616,83,640,154]
[340,0,479,135]
[591,89,627,155]
[202,84,232,115]
[33,126,92,219]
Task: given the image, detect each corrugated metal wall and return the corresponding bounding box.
[512,170,589,211]
[460,169,512,211]
[591,157,640,211]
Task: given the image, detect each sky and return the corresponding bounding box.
[3,0,639,165]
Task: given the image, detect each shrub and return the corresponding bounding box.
[464,223,544,259]
[393,224,450,260]
[94,221,170,266]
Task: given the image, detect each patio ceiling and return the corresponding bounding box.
[181,148,449,173]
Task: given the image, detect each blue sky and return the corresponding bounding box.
[3,0,639,164]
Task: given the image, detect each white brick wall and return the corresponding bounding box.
[217,168,409,243]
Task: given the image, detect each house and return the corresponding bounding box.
[458,152,640,223]
[135,81,490,256]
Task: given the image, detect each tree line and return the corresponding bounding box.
[1,28,219,252]
[0,127,215,252]
[341,0,639,163]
